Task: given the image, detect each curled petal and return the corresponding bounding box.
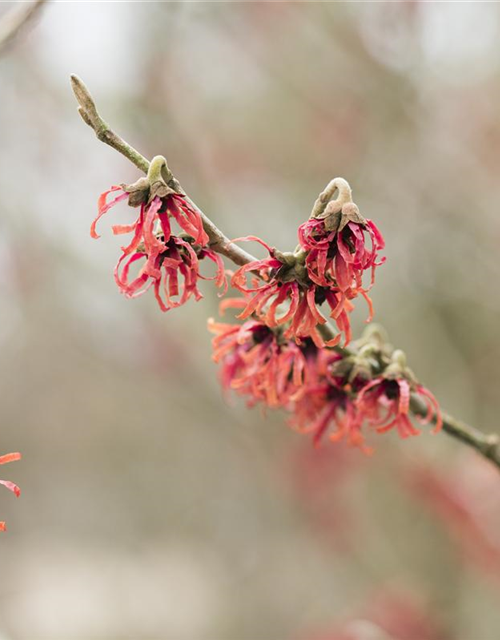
[397,379,411,416]
[168,196,209,245]
[0,453,21,466]
[0,480,20,497]
[0,451,21,531]
[415,385,443,433]
[230,235,274,254]
[198,249,228,295]
[91,187,128,239]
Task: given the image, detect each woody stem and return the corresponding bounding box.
[70,74,500,472]
[410,396,500,467]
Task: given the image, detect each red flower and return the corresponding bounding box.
[208,299,312,408]
[92,187,226,310]
[285,347,367,450]
[409,454,500,585]
[298,182,384,324]
[298,214,385,295]
[230,237,352,347]
[288,371,370,452]
[0,452,21,532]
[302,589,448,640]
[92,186,208,246]
[209,303,372,450]
[356,377,442,439]
[115,234,226,311]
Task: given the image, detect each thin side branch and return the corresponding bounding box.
[0,0,47,53]
[70,74,500,471]
[70,75,149,174]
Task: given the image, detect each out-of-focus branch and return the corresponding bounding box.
[410,395,500,468]
[0,0,47,53]
[70,74,500,472]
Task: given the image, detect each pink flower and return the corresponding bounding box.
[298,206,385,298]
[284,347,368,450]
[92,186,208,246]
[208,298,311,408]
[92,187,226,310]
[289,382,368,451]
[0,452,21,532]
[115,235,226,311]
[408,453,500,586]
[356,377,442,439]
[288,346,442,451]
[297,190,384,329]
[286,437,365,552]
[209,302,373,450]
[230,237,352,347]
[301,589,448,640]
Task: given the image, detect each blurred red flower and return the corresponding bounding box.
[356,377,442,439]
[299,588,449,640]
[208,298,315,408]
[409,453,500,584]
[0,452,21,532]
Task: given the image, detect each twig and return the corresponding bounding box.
[70,74,500,472]
[410,395,500,467]
[0,0,47,53]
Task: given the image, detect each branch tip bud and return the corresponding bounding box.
[70,74,98,122]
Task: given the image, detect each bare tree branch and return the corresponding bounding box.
[70,74,500,471]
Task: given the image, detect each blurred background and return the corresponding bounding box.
[1,2,500,639]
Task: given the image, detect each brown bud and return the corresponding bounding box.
[121,177,150,207]
[148,180,177,204]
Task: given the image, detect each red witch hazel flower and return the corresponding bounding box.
[288,348,372,452]
[0,452,21,532]
[230,236,352,348]
[289,382,366,451]
[356,350,442,439]
[298,177,385,318]
[208,298,316,408]
[208,298,368,447]
[91,156,226,311]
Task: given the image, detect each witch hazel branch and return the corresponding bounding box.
[71,74,500,470]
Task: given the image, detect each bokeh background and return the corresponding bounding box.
[1,2,500,639]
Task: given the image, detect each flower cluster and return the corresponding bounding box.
[230,179,384,349]
[91,157,226,311]
[229,237,350,349]
[209,298,318,408]
[209,315,442,453]
[0,452,21,532]
[92,166,442,456]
